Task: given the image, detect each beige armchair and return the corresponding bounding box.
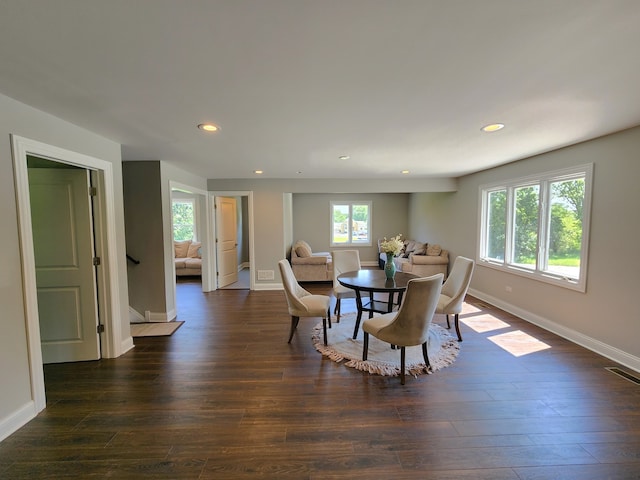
[278,260,332,345]
[290,240,332,282]
[436,256,475,341]
[362,274,444,384]
[331,250,361,322]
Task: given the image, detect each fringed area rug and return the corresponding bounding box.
[312,313,460,379]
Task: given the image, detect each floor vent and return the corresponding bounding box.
[606,367,640,385]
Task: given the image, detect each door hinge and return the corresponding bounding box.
[89,187,97,196]
[97,324,105,334]
[93,257,101,266]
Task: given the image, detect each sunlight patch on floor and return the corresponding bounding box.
[488,330,551,357]
[461,314,511,333]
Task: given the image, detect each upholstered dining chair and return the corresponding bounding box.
[331,249,361,322]
[436,256,475,342]
[362,273,443,385]
[278,260,332,345]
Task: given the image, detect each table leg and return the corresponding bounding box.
[352,290,363,339]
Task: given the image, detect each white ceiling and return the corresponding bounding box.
[1,0,640,180]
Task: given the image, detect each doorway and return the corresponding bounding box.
[12,135,126,413]
[27,158,101,363]
[212,192,253,290]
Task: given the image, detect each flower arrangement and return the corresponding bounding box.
[380,234,404,256]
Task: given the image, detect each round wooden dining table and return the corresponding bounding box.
[337,269,417,339]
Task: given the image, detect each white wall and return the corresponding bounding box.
[409,126,640,369]
[0,93,128,439]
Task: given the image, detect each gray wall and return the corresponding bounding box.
[292,193,410,264]
[409,126,640,364]
[207,178,457,286]
[123,161,167,316]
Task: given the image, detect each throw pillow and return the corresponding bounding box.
[412,242,426,255]
[187,241,202,258]
[427,244,442,256]
[174,240,191,258]
[403,240,416,257]
[295,241,312,258]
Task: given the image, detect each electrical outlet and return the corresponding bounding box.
[505,285,512,292]
[257,269,275,280]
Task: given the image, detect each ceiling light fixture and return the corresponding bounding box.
[481,123,505,133]
[401,170,410,174]
[338,155,350,160]
[254,170,263,174]
[198,123,219,132]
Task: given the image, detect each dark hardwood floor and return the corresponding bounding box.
[1,277,640,479]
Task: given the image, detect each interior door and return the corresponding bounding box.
[28,167,100,363]
[215,196,238,288]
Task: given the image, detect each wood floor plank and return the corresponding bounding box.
[1,278,639,479]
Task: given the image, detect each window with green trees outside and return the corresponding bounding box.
[479,164,592,292]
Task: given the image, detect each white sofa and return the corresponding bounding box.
[174,240,202,276]
[290,240,332,282]
[378,238,449,278]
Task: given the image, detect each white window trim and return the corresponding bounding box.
[477,164,593,292]
[330,201,372,247]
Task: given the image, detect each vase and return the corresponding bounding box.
[384,252,396,279]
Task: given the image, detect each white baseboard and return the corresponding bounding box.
[254,282,283,291]
[468,288,640,373]
[129,307,145,323]
[361,260,379,267]
[0,400,37,442]
[144,309,177,322]
[121,336,135,355]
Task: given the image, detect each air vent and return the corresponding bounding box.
[606,367,640,385]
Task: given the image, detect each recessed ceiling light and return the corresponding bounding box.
[254,170,263,174]
[338,155,350,160]
[481,123,505,132]
[401,170,410,174]
[198,123,219,132]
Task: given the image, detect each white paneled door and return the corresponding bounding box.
[215,196,238,288]
[28,167,100,363]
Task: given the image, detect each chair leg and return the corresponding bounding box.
[362,332,369,361]
[445,314,451,329]
[336,298,341,322]
[288,316,300,343]
[322,316,328,346]
[454,313,462,342]
[422,342,431,372]
[400,346,406,385]
[327,308,332,328]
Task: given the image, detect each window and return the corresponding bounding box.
[172,198,196,241]
[479,164,592,291]
[331,201,371,246]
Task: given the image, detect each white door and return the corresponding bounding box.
[28,167,100,363]
[215,196,238,288]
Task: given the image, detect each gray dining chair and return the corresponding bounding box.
[278,259,331,345]
[362,273,443,385]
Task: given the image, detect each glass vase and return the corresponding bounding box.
[384,252,396,279]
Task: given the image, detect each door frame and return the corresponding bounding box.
[209,191,255,290]
[169,181,214,294]
[12,135,126,412]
